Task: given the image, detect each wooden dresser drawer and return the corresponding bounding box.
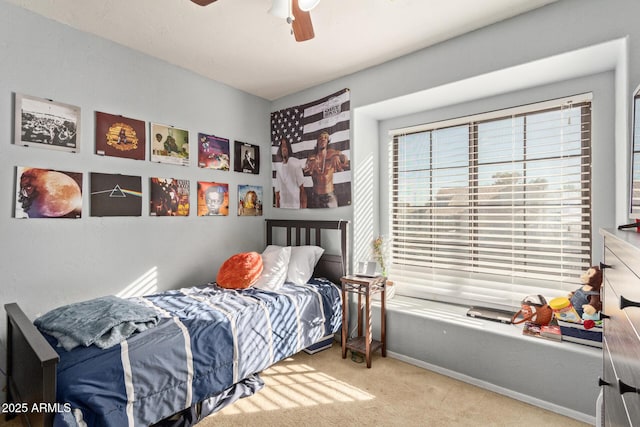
[601,229,640,427]
[604,248,640,337]
[603,284,640,424]
[603,343,633,426]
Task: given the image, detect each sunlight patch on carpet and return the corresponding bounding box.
[217,358,375,415]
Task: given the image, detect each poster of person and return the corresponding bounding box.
[234,141,260,174]
[15,166,82,218]
[197,181,229,216]
[14,93,80,152]
[95,112,146,160]
[198,133,230,170]
[150,177,190,216]
[150,123,190,166]
[90,173,142,217]
[237,185,263,216]
[270,88,351,209]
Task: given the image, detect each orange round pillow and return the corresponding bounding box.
[216,252,264,289]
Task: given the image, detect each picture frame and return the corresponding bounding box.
[90,173,142,217]
[198,133,230,170]
[238,184,263,216]
[150,123,190,166]
[15,166,83,218]
[149,177,190,216]
[14,93,81,152]
[197,181,229,216]
[234,141,260,174]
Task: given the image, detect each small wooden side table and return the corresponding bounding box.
[340,275,387,368]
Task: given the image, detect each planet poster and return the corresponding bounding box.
[15,167,83,218]
[90,173,142,217]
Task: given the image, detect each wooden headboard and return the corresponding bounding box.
[265,219,349,285]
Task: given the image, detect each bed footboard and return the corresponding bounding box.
[5,303,59,427]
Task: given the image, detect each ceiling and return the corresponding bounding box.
[4,0,558,101]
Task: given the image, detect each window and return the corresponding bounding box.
[389,95,592,309]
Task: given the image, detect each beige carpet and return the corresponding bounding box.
[202,344,590,427]
[0,344,591,427]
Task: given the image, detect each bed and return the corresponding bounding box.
[4,219,349,427]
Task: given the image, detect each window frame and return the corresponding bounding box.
[388,94,593,309]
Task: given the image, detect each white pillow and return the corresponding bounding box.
[253,245,292,291]
[287,245,324,286]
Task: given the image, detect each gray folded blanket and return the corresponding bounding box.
[34,295,160,351]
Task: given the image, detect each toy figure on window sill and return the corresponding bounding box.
[569,265,603,321]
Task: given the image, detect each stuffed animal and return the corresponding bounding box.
[569,266,603,320]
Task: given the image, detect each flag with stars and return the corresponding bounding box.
[270,88,351,209]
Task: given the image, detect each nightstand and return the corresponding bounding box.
[340,275,387,368]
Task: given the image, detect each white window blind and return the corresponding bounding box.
[389,95,592,309]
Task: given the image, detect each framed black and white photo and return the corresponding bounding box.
[14,93,81,152]
[234,141,260,174]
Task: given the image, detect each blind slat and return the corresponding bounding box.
[388,96,592,309]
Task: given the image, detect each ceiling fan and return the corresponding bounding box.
[190,0,320,42]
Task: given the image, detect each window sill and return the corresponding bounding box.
[376,295,600,356]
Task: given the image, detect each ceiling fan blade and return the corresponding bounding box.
[191,0,217,6]
[291,0,315,42]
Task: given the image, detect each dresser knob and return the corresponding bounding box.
[598,377,610,387]
[620,295,640,310]
[618,379,640,395]
[599,262,612,269]
[599,313,611,320]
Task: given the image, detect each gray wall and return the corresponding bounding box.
[0,2,272,324]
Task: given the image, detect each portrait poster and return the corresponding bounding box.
[234,141,260,174]
[270,88,351,209]
[237,184,263,216]
[198,133,230,170]
[90,173,142,217]
[14,93,80,152]
[95,112,146,160]
[197,181,229,216]
[15,167,82,218]
[150,177,190,216]
[150,123,190,166]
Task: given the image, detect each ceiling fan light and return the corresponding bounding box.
[269,0,290,19]
[298,0,320,12]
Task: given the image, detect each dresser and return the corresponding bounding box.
[600,229,640,426]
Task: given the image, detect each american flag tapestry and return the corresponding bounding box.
[270,88,351,209]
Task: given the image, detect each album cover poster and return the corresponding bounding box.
[149,178,190,216]
[198,133,230,170]
[14,93,80,152]
[197,181,229,216]
[238,184,263,216]
[234,141,260,174]
[90,173,142,217]
[95,112,146,160]
[15,166,82,218]
[150,123,190,166]
[270,88,351,209]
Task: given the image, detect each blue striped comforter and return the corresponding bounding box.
[47,278,342,427]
